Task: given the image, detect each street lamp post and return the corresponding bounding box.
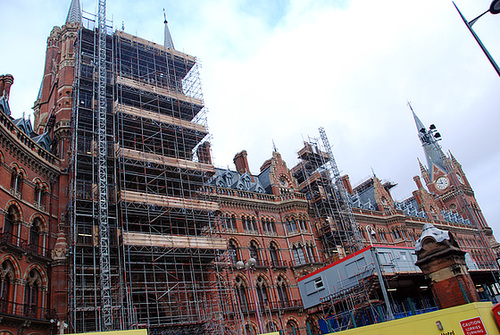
[236,258,263,334]
[366,225,395,320]
[453,0,500,77]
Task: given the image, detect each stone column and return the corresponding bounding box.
[415,223,479,309]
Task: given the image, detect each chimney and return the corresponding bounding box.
[341,175,353,195]
[0,74,14,101]
[233,150,250,175]
[413,175,423,189]
[415,223,480,309]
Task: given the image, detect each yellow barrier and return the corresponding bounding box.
[327,302,499,335]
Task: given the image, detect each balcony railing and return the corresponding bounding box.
[0,232,50,258]
[0,298,55,321]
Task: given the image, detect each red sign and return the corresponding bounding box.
[460,316,487,335]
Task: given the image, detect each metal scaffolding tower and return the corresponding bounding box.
[97,0,113,330]
[318,127,363,253]
[292,129,362,261]
[69,10,227,333]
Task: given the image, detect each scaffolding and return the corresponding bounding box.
[69,16,227,334]
[292,129,362,261]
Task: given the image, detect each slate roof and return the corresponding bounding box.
[209,168,267,194]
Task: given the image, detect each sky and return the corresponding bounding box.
[1,0,500,236]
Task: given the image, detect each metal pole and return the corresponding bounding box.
[453,2,500,77]
[371,247,395,320]
[247,268,263,334]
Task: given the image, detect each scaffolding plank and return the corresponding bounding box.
[117,76,203,107]
[115,102,207,133]
[123,232,226,250]
[117,147,215,173]
[120,190,219,211]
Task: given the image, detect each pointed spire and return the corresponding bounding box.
[449,150,461,168]
[163,9,175,49]
[272,139,278,152]
[409,103,447,180]
[417,158,428,176]
[66,0,82,24]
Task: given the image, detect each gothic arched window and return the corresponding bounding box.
[249,240,260,265]
[24,269,42,318]
[276,276,290,307]
[269,242,280,267]
[228,239,240,265]
[255,276,269,310]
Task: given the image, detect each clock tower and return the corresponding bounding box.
[411,108,491,235]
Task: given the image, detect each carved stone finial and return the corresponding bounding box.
[52,230,67,260]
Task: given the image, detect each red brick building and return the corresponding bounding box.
[0,75,63,335]
[0,0,498,334]
[207,150,324,334]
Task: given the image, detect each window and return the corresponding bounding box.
[250,217,257,231]
[229,215,236,230]
[0,261,14,302]
[299,218,307,231]
[378,231,387,242]
[256,277,269,309]
[269,243,280,267]
[306,245,316,263]
[245,324,256,335]
[221,214,235,230]
[306,317,321,335]
[249,241,260,265]
[243,216,257,232]
[286,320,299,335]
[314,277,324,290]
[33,181,47,210]
[24,269,42,317]
[392,229,401,240]
[276,276,289,307]
[228,240,239,264]
[235,277,248,310]
[292,244,306,266]
[286,218,298,233]
[10,171,23,196]
[242,216,250,231]
[270,219,276,233]
[29,222,41,254]
[0,275,10,301]
[262,218,276,234]
[266,321,278,333]
[3,206,16,236]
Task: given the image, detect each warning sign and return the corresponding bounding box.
[460,316,487,335]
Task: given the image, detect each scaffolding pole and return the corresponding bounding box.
[97,0,113,330]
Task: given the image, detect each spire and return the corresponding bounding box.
[66,0,82,24]
[272,139,278,152]
[449,150,461,168]
[163,9,175,49]
[409,102,446,180]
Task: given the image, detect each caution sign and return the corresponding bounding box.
[460,316,487,335]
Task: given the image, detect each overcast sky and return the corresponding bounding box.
[1,0,499,237]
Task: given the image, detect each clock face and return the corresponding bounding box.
[435,176,450,190]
